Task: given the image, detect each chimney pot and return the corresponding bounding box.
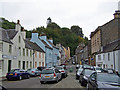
[17,20,20,24]
[114,10,120,19]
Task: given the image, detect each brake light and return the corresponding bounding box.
[6,73,8,76]
[54,73,56,78]
[40,74,41,78]
[15,73,17,75]
[61,71,64,72]
[32,71,34,73]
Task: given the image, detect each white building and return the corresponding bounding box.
[96,41,120,73]
[0,20,45,77]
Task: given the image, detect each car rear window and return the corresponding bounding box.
[41,69,54,74]
[84,70,93,75]
[56,67,63,70]
[10,69,19,72]
[27,69,31,71]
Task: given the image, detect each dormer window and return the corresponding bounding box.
[19,36,21,43]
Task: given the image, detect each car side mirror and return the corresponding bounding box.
[91,78,95,81]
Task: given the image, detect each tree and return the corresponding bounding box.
[71,25,84,37]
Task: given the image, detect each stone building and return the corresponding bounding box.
[92,10,120,73]
[90,26,102,66]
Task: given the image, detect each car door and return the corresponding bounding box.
[19,70,24,78]
[55,69,61,80]
[80,70,84,81]
[89,72,97,89]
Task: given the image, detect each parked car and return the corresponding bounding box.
[27,68,41,76]
[79,68,95,86]
[39,68,62,84]
[56,66,68,78]
[76,68,83,80]
[6,69,30,80]
[103,68,117,74]
[82,64,94,70]
[72,61,75,65]
[87,72,120,89]
[37,67,46,71]
[76,64,80,69]
[94,66,103,72]
[60,64,67,69]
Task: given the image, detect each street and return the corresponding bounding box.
[2,65,85,89]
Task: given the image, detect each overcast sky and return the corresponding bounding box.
[0,0,119,39]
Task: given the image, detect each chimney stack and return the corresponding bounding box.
[17,20,20,24]
[114,10,120,19]
[15,20,21,31]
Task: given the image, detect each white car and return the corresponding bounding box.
[94,66,102,72]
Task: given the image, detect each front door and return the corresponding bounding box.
[23,61,25,70]
[8,60,11,72]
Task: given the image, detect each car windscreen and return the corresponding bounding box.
[41,69,54,74]
[78,68,83,72]
[27,69,31,71]
[96,68,102,70]
[10,69,19,72]
[84,70,93,75]
[56,67,63,70]
[98,73,120,84]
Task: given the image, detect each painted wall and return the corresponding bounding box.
[96,50,119,72]
[31,33,53,67]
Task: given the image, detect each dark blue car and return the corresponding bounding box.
[6,69,30,80]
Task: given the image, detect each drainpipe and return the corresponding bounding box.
[113,51,115,71]
[33,50,35,68]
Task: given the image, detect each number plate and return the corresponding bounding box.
[9,74,13,75]
[45,76,50,78]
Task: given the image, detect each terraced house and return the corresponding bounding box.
[0,20,45,77]
[31,33,60,67]
[91,10,120,73]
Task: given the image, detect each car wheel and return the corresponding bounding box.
[79,78,81,83]
[81,81,84,86]
[19,76,22,80]
[40,81,44,84]
[27,75,30,79]
[76,76,78,80]
[65,74,67,77]
[7,78,10,81]
[56,79,59,83]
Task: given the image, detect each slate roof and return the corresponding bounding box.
[48,41,59,49]
[6,29,18,39]
[24,39,45,53]
[0,28,13,44]
[103,39,120,53]
[41,40,53,50]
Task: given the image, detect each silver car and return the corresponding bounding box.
[27,68,41,76]
[56,66,68,78]
[39,68,62,84]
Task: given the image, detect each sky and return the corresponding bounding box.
[0,0,119,39]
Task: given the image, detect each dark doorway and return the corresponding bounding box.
[8,60,11,72]
[23,61,25,70]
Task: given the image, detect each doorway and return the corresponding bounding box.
[8,60,11,72]
[23,61,25,70]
